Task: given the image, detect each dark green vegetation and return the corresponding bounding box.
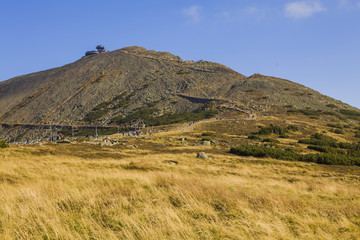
[251,124,298,138]
[112,107,218,126]
[84,92,133,122]
[232,132,360,166]
[0,140,9,148]
[286,107,360,121]
[230,145,360,166]
[262,138,280,143]
[287,108,340,118]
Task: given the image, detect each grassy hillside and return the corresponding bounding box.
[0,113,359,239]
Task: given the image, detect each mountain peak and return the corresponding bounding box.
[0,46,357,141]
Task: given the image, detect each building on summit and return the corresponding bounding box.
[85,45,109,56]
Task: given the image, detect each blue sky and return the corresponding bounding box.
[1,0,359,107]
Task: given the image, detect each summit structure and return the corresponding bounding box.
[85,45,109,56]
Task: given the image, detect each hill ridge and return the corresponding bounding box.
[0,46,358,141]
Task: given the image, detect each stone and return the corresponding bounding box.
[201,141,211,146]
[197,152,212,160]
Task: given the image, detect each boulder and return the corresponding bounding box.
[197,152,212,160]
[201,141,211,146]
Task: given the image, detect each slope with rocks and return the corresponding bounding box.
[0,46,357,140]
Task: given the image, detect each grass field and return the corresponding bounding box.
[0,115,360,239]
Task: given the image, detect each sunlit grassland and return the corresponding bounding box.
[1,114,360,239]
[0,141,359,240]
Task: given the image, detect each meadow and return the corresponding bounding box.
[0,115,359,239]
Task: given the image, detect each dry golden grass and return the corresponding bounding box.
[0,115,360,239]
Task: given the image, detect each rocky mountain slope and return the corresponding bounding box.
[0,46,357,140]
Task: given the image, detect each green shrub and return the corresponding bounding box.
[298,133,338,148]
[256,124,287,135]
[93,101,112,111]
[112,108,218,126]
[230,145,299,161]
[248,135,261,140]
[84,108,110,122]
[202,132,214,137]
[327,123,343,129]
[340,109,360,117]
[113,92,127,101]
[262,138,280,143]
[307,145,345,155]
[253,124,296,136]
[230,145,360,166]
[201,137,212,141]
[279,134,289,138]
[330,129,344,134]
[0,140,9,148]
[326,104,337,108]
[354,131,360,138]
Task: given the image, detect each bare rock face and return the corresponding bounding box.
[197,152,212,160]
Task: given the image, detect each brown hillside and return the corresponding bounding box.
[0,46,357,140]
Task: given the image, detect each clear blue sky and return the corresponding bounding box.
[1,0,359,108]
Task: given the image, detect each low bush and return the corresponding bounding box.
[0,140,9,148]
[230,145,360,166]
[248,135,261,140]
[298,133,338,148]
[202,132,214,137]
[112,108,218,126]
[201,137,212,141]
[252,124,296,138]
[327,123,343,129]
[340,109,360,117]
[330,129,344,134]
[84,108,110,122]
[326,104,337,108]
[307,145,345,155]
[263,138,280,143]
[255,124,287,136]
